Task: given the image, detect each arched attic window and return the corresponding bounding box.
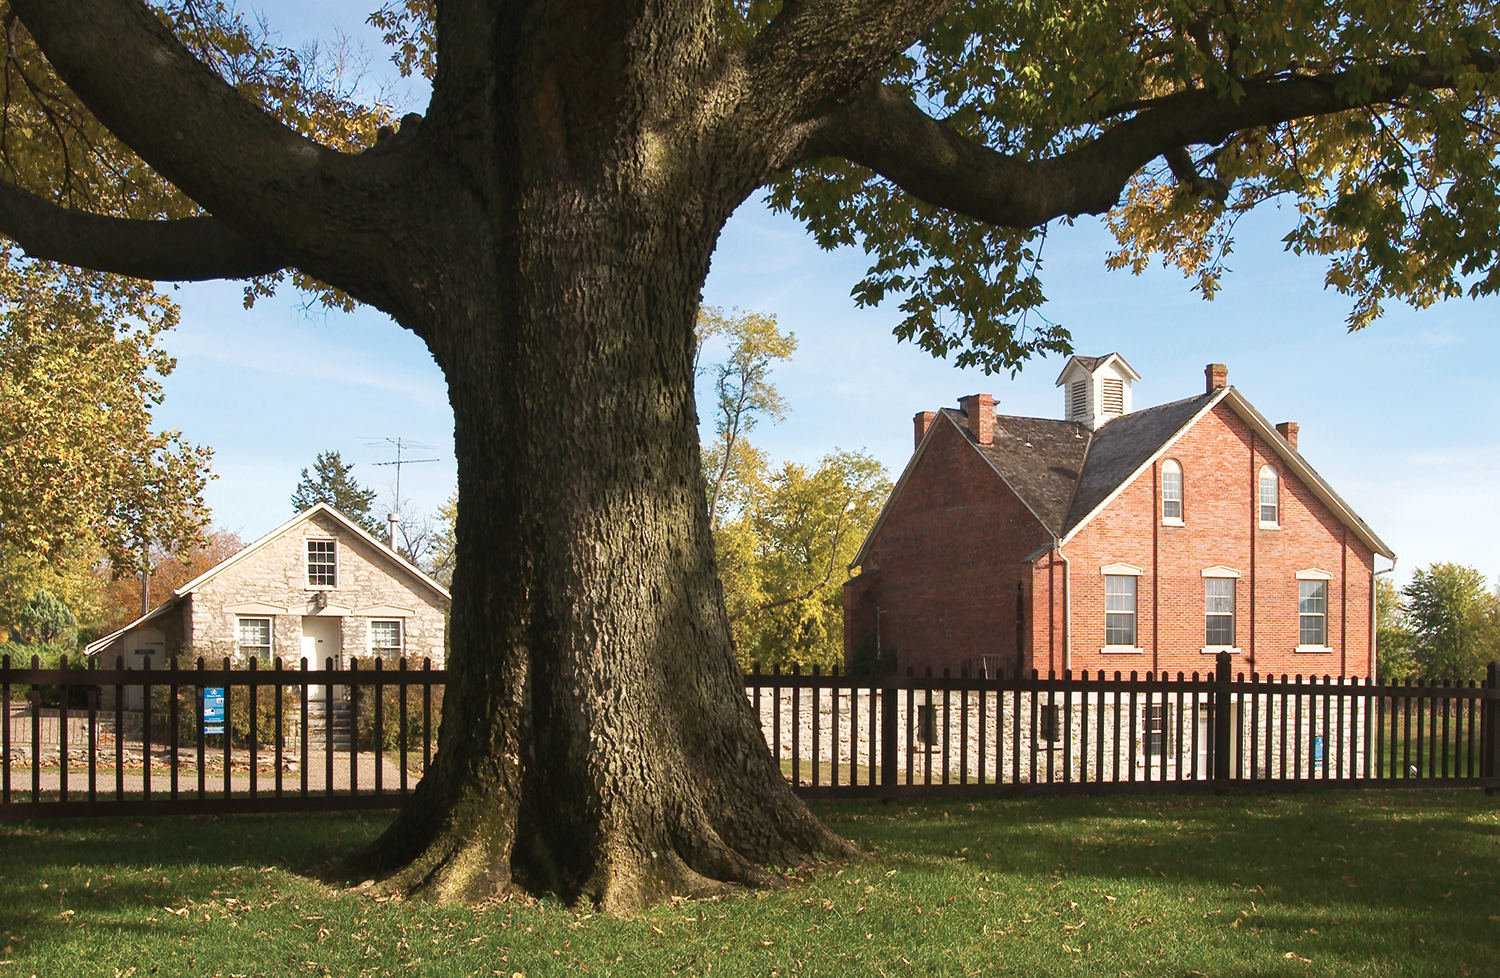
[1161,459,1183,523]
[1258,465,1279,526]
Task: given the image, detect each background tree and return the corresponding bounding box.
[291,451,382,536]
[0,251,212,611]
[720,451,890,671]
[92,527,246,635]
[697,307,796,526]
[1402,563,1500,682]
[0,0,1497,911]
[1375,576,1416,682]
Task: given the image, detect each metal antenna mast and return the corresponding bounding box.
[366,437,440,543]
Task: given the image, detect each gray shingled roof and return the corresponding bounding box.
[942,409,1089,534]
[943,393,1215,537]
[1061,393,1217,536]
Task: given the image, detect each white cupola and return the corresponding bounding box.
[1054,353,1141,430]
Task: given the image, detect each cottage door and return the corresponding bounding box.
[302,616,344,706]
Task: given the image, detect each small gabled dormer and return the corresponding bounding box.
[1054,353,1141,430]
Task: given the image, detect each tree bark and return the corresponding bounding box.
[351,152,855,910]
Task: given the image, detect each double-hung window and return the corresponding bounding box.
[370,619,404,658]
[1258,466,1279,526]
[307,539,337,587]
[1104,575,1137,647]
[1205,578,1235,647]
[1162,460,1183,523]
[237,617,272,661]
[1299,580,1327,646]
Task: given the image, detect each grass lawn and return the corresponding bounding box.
[1,791,1497,977]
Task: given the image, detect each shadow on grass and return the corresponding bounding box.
[817,789,1500,975]
[1,791,1496,977]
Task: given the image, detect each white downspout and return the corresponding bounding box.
[1372,557,1397,680]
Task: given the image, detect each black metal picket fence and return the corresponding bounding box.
[743,652,1500,798]
[1,653,444,819]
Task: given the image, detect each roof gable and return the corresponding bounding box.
[1060,392,1220,538]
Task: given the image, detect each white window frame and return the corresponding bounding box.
[1258,465,1279,528]
[369,619,404,658]
[1203,577,1237,651]
[1103,572,1140,651]
[1296,569,1333,652]
[306,538,338,589]
[1161,459,1184,525]
[237,617,272,661]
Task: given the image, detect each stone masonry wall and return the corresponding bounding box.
[187,509,448,667]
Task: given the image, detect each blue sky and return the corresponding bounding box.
[150,4,1498,585]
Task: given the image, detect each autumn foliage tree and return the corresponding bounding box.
[0,0,1496,912]
[95,527,245,634]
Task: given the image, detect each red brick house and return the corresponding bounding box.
[843,356,1395,680]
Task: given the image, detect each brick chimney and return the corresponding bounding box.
[957,394,994,446]
[1205,363,1228,392]
[1276,421,1299,450]
[913,410,937,450]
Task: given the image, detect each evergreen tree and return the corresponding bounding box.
[291,451,382,536]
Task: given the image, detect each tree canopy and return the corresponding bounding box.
[1401,563,1499,682]
[0,250,212,579]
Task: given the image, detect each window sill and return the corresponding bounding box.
[1199,647,1243,655]
[1296,645,1333,654]
[1100,646,1145,655]
[1160,517,1184,527]
[1258,521,1280,530]
[304,586,339,592]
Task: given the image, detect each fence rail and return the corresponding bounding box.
[5,651,1496,820]
[2,653,444,820]
[744,652,1500,799]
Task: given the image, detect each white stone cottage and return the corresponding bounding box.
[86,503,450,679]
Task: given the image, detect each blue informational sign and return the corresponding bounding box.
[203,687,225,735]
[1313,735,1325,767]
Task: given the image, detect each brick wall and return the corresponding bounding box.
[844,415,1051,676]
[1033,402,1375,679]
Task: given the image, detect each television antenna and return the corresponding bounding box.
[364,436,440,531]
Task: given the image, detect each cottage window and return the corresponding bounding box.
[307,539,337,587]
[1104,575,1137,647]
[1162,459,1184,522]
[237,617,271,661]
[1258,466,1279,526]
[1205,578,1235,647]
[370,619,404,657]
[1299,580,1327,646]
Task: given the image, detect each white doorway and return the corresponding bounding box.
[302,616,343,704]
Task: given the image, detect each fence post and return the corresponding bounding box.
[880,679,897,792]
[1484,661,1498,796]
[1213,651,1232,788]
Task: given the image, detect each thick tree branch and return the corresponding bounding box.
[9,0,418,264]
[803,53,1500,229]
[0,180,285,280]
[742,0,949,124]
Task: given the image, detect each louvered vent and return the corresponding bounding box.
[1101,378,1125,415]
[1069,381,1086,420]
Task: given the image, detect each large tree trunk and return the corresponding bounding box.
[357,162,855,911]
